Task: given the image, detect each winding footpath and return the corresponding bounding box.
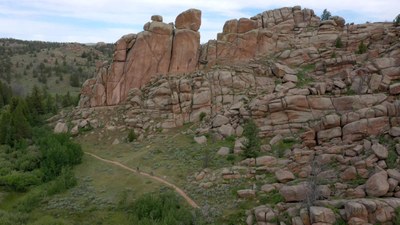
[84,152,200,209]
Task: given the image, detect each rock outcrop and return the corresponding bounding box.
[69,6,400,225]
[80,9,201,106]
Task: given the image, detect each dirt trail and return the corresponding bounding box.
[84,152,200,209]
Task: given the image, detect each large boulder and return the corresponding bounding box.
[237,189,256,198]
[310,206,336,224]
[345,202,368,222]
[365,170,389,197]
[275,169,295,183]
[371,143,388,159]
[280,183,310,202]
[175,9,201,31]
[54,122,68,134]
[212,115,230,127]
[218,124,235,137]
[256,155,277,166]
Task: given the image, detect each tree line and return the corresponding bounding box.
[0,80,82,192]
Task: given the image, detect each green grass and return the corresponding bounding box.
[347,174,366,187]
[259,190,284,205]
[296,64,315,88]
[271,139,298,158]
[377,135,399,169]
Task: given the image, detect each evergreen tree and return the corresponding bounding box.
[44,95,57,114]
[11,100,32,141]
[27,85,45,116]
[321,9,331,21]
[0,110,12,145]
[70,73,80,87]
[62,91,72,107]
[394,14,400,26]
[242,119,260,160]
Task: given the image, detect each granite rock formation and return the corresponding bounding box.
[70,6,400,224]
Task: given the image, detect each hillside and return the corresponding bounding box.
[0,38,113,96]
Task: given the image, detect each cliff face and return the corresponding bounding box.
[80,9,201,106]
[80,6,399,108]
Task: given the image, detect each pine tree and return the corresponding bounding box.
[321,9,331,21]
[62,91,72,107]
[0,111,12,145]
[70,73,80,87]
[11,100,32,141]
[242,119,260,160]
[28,85,45,116]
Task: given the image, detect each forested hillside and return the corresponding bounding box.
[0,38,113,96]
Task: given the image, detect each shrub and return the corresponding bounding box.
[386,148,398,169]
[199,112,207,122]
[226,154,236,164]
[260,190,285,205]
[272,139,297,158]
[0,210,29,225]
[129,191,195,225]
[15,188,45,212]
[242,119,260,159]
[335,37,343,48]
[356,41,367,54]
[46,167,77,195]
[127,130,137,142]
[394,207,400,225]
[39,133,83,181]
[296,64,315,88]
[0,170,42,191]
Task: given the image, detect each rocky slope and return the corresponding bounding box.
[67,6,400,225]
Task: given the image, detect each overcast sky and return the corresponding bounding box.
[0,0,398,44]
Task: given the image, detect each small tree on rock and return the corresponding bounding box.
[242,119,260,160]
[321,9,331,21]
[394,14,400,26]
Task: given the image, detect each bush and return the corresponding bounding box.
[15,188,45,212]
[386,148,398,169]
[335,37,343,48]
[356,41,367,54]
[226,154,236,164]
[272,139,297,158]
[127,130,137,142]
[39,133,83,181]
[46,168,77,195]
[394,207,400,225]
[259,190,285,205]
[242,120,260,159]
[199,112,206,122]
[0,210,28,225]
[129,191,195,225]
[0,170,42,191]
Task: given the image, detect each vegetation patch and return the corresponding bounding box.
[259,190,284,205]
[128,191,203,225]
[272,139,297,158]
[296,64,315,88]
